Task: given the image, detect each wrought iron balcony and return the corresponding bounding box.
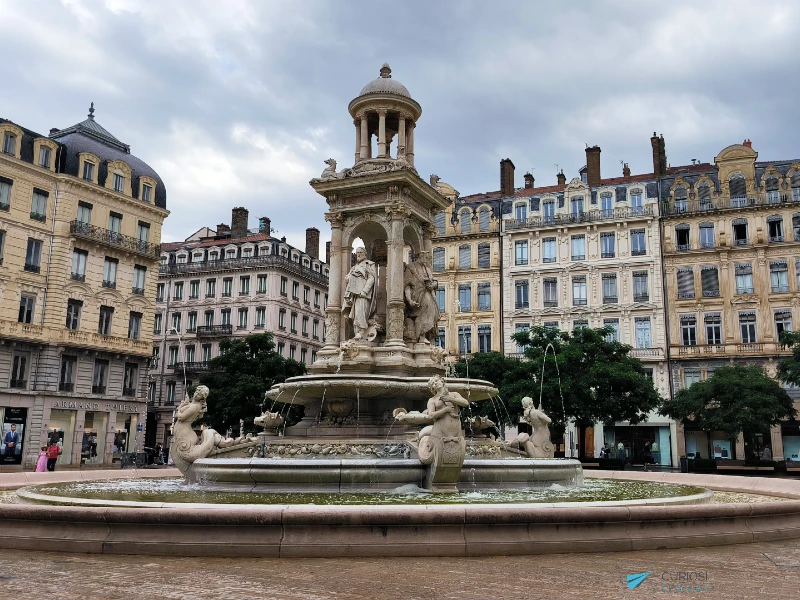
[102,280,116,289]
[159,253,329,287]
[92,385,106,394]
[70,220,161,259]
[59,382,74,392]
[123,387,137,397]
[633,293,649,302]
[196,324,233,337]
[663,193,800,217]
[71,272,85,282]
[9,379,27,389]
[30,211,46,222]
[602,296,618,304]
[24,263,40,273]
[505,205,654,231]
[174,361,211,373]
[132,286,145,295]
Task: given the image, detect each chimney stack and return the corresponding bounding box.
[217,223,231,237]
[258,216,271,234]
[650,132,667,177]
[622,163,631,177]
[524,172,534,189]
[500,158,515,198]
[230,207,249,240]
[305,227,320,259]
[556,169,566,186]
[325,241,331,264]
[585,145,601,187]
[49,128,59,136]
[743,139,752,148]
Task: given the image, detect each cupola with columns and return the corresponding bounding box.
[347,63,421,167]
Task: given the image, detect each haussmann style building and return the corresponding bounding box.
[0,106,168,469]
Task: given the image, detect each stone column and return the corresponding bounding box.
[359,113,369,161]
[771,424,784,460]
[407,122,415,166]
[385,204,408,347]
[323,211,344,349]
[72,408,86,466]
[397,116,406,159]
[377,109,387,158]
[104,411,117,466]
[354,119,360,165]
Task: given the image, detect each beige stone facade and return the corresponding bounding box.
[430,178,502,355]
[661,141,800,461]
[0,111,167,469]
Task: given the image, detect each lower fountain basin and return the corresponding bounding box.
[184,457,584,492]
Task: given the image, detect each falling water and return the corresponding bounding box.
[316,386,328,425]
[335,347,345,374]
[268,390,284,413]
[539,342,567,434]
[493,395,514,426]
[355,385,361,438]
[278,389,301,433]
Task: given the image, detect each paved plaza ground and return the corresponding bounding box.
[1,540,800,600]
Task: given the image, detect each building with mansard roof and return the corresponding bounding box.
[0,106,168,469]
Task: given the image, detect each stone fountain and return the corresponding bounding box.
[169,64,583,493]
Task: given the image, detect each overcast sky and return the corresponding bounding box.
[2,0,799,251]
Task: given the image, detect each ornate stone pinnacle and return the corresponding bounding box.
[88,102,95,119]
[380,63,391,78]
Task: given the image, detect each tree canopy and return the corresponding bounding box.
[777,330,800,386]
[453,326,661,430]
[660,365,796,443]
[198,332,306,433]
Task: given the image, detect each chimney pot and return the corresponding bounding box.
[500,158,516,197]
[523,172,534,189]
[585,145,601,187]
[217,223,231,236]
[743,139,752,148]
[305,227,320,259]
[651,133,667,177]
[556,170,566,186]
[622,163,631,177]
[230,207,249,240]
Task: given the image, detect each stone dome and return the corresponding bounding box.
[357,63,411,98]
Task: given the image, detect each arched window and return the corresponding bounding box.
[697,183,711,210]
[514,203,527,221]
[478,207,490,231]
[729,173,746,204]
[433,247,445,272]
[460,208,472,233]
[673,185,687,212]
[458,244,471,269]
[765,176,780,204]
[434,211,446,235]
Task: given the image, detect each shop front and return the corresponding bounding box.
[1,406,28,466]
[603,423,674,466]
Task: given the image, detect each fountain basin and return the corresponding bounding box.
[184,457,584,492]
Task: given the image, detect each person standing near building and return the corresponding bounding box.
[617,441,626,470]
[34,446,47,472]
[651,440,659,465]
[46,440,62,471]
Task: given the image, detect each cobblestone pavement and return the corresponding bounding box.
[2,541,800,600]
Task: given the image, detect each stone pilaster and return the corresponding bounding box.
[359,113,369,161]
[377,109,387,158]
[324,210,344,349]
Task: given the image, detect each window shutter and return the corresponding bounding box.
[478,208,490,231]
[677,268,694,298]
[459,245,471,269]
[432,248,445,272]
[735,263,752,275]
[701,266,719,296]
[730,175,746,197]
[434,211,446,234]
[477,243,490,268]
[697,184,711,201]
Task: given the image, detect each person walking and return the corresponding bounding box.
[46,440,62,471]
[617,441,626,470]
[644,441,653,471]
[34,446,47,472]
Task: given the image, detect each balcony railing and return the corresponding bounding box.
[123,387,137,397]
[174,361,211,373]
[629,348,663,358]
[196,324,233,337]
[505,205,654,231]
[602,296,618,304]
[102,280,116,289]
[738,343,764,353]
[92,385,106,394]
[159,253,329,287]
[70,220,161,259]
[663,193,800,217]
[24,263,41,273]
[30,211,46,222]
[9,379,27,389]
[132,286,145,295]
[633,294,649,302]
[71,272,85,282]
[59,382,74,392]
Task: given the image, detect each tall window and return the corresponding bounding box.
[434,211,446,235]
[697,183,712,210]
[302,316,309,336]
[171,312,182,333]
[460,209,472,233]
[156,282,165,302]
[204,310,214,327]
[459,245,471,269]
[278,309,286,330]
[71,249,87,281]
[221,309,231,326]
[435,328,445,349]
[223,278,233,296]
[515,203,527,221]
[436,287,445,313]
[478,208,490,231]
[770,260,789,293]
[542,237,556,263]
[206,279,216,297]
[765,176,780,203]
[25,238,42,272]
[631,229,646,255]
[173,281,183,300]
[571,235,585,260]
[732,218,748,245]
[314,289,320,307]
[543,201,555,222]
[290,312,297,333]
[240,276,250,296]
[166,381,176,405]
[255,307,266,328]
[701,266,720,297]
[674,185,687,212]
[141,183,152,203]
[102,258,118,288]
[133,266,146,295]
[630,189,643,213]
[602,273,617,303]
[699,223,715,248]
[112,173,125,193]
[237,308,248,329]
[18,295,35,324]
[292,281,299,299]
[153,313,162,334]
[137,222,150,245]
[775,309,793,339]
[514,323,530,353]
[108,212,122,237]
[680,315,697,346]
[543,278,558,307]
[600,232,615,258]
[572,276,587,306]
[600,192,613,216]
[0,177,12,209]
[458,325,472,354]
[675,224,690,250]
[633,271,649,302]
[739,312,757,343]
[66,299,82,330]
[604,318,620,343]
[123,363,138,396]
[257,275,268,294]
[31,188,48,220]
[768,216,784,242]
[705,313,722,345]
[477,282,491,310]
[735,263,754,294]
[570,196,584,217]
[433,247,445,273]
[60,355,77,392]
[128,312,142,340]
[635,317,651,349]
[312,318,319,338]
[515,280,529,309]
[10,354,28,388]
[82,160,95,182]
[458,283,472,311]
[477,325,492,353]
[92,359,108,394]
[202,344,212,363]
[515,240,528,265]
[2,132,17,155]
[477,243,490,268]
[677,268,695,299]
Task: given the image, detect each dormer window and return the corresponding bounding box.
[209,251,218,261]
[2,132,16,156]
[141,183,152,203]
[113,173,125,193]
[83,161,95,182]
[38,146,51,169]
[226,249,236,259]
[243,248,252,257]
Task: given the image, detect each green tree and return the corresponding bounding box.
[454,325,661,431]
[660,365,796,458]
[778,330,800,386]
[198,332,306,433]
